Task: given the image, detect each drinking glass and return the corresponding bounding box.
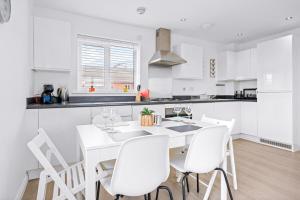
[101,107,110,130]
[184,106,192,119]
[173,106,182,117]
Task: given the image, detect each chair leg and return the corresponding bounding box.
[215,168,234,200]
[203,171,217,200]
[229,137,238,190]
[148,193,151,200]
[185,176,190,193]
[155,186,174,200]
[96,181,100,200]
[144,194,148,200]
[37,171,47,200]
[115,194,121,200]
[196,173,199,193]
[181,173,189,200]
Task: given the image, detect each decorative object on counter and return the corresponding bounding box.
[89,79,96,93]
[140,107,154,126]
[140,89,150,101]
[41,84,55,104]
[123,85,129,93]
[209,58,216,78]
[173,105,183,117]
[184,106,192,119]
[135,84,141,102]
[57,87,69,104]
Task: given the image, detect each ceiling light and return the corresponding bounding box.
[180,18,187,22]
[136,7,146,15]
[202,23,214,30]
[285,16,294,21]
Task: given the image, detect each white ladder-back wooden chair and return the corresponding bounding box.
[27,128,106,200]
[199,115,237,199]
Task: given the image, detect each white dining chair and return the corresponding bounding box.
[99,135,174,200]
[201,114,237,190]
[170,126,233,200]
[27,128,110,200]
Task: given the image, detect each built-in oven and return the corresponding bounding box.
[165,106,192,119]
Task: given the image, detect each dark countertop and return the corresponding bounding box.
[27,98,257,109]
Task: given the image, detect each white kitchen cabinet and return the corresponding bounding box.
[24,109,39,171]
[33,17,71,71]
[172,43,203,79]
[257,35,293,92]
[213,102,241,135]
[257,92,293,144]
[39,108,91,165]
[190,103,215,120]
[236,49,251,80]
[241,102,257,136]
[132,105,165,120]
[91,106,132,121]
[250,48,258,79]
[217,51,236,81]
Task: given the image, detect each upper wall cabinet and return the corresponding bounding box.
[218,48,258,81]
[257,35,293,92]
[33,17,71,72]
[172,43,203,79]
[217,51,236,81]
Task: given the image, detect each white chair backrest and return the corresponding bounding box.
[184,126,228,174]
[111,135,169,196]
[27,129,76,200]
[201,114,235,142]
[92,114,122,125]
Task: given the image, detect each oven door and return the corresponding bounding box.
[165,107,192,119]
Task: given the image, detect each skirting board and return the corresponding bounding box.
[15,174,28,200]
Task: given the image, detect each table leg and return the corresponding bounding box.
[221,155,228,200]
[85,154,97,200]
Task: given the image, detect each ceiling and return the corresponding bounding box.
[34,0,300,43]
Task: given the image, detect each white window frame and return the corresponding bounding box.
[77,35,141,94]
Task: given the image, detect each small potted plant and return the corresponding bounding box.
[140,107,154,126]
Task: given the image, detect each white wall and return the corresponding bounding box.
[33,6,155,95]
[0,0,32,199]
[33,6,224,97]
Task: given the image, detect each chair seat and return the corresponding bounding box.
[53,161,113,199]
[170,152,187,173]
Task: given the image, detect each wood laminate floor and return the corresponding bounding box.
[22,139,300,200]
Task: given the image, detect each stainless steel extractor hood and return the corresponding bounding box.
[149,28,187,66]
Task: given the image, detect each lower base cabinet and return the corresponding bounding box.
[39,108,91,165]
[241,102,258,136]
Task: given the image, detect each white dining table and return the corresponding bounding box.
[77,117,228,200]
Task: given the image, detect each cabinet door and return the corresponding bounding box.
[132,105,165,120]
[190,103,215,120]
[257,35,293,92]
[172,44,203,79]
[241,102,258,136]
[39,108,91,165]
[217,51,236,80]
[257,93,292,144]
[236,49,251,79]
[91,106,132,121]
[213,102,241,134]
[250,48,258,79]
[34,17,71,70]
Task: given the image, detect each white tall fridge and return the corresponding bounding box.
[257,35,294,147]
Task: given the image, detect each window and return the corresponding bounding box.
[78,36,140,92]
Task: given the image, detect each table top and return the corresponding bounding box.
[77,117,214,151]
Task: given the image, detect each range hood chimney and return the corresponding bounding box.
[149,28,187,66]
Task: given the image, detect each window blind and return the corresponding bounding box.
[78,37,138,91]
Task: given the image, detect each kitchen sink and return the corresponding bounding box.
[109,130,152,142]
